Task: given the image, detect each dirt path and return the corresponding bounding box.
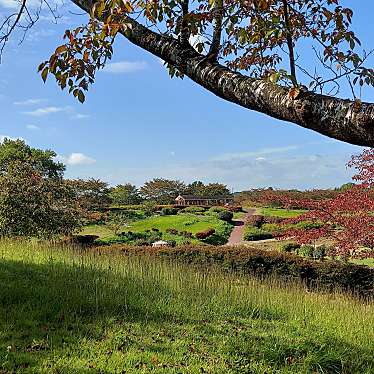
[226,208,256,246]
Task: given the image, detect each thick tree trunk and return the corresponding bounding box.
[72,0,374,147]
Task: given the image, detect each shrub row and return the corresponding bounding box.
[98,245,374,297]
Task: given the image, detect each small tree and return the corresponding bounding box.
[278,149,374,257]
[0,162,82,238]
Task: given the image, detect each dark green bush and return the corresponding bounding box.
[281,242,301,252]
[160,207,178,216]
[182,206,206,214]
[299,245,315,258]
[209,206,226,213]
[219,211,234,222]
[72,235,99,245]
[244,227,273,241]
[313,245,327,260]
[166,228,179,235]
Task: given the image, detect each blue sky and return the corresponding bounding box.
[0,0,372,191]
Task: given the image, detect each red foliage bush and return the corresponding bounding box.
[246,215,265,228]
[195,228,215,239]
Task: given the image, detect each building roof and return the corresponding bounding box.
[176,194,233,201]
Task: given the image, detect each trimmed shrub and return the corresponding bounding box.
[228,205,243,212]
[209,206,226,213]
[243,227,273,241]
[72,235,99,245]
[167,240,177,247]
[313,245,327,260]
[195,228,216,240]
[180,230,193,238]
[246,215,265,228]
[264,216,285,224]
[160,207,178,216]
[299,245,315,258]
[219,211,234,222]
[166,228,179,235]
[281,242,301,252]
[182,206,206,214]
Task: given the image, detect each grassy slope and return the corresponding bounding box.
[0,241,373,373]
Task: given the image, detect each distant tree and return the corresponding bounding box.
[336,183,356,191]
[200,183,231,198]
[185,181,205,196]
[0,162,81,238]
[186,181,231,198]
[109,183,142,205]
[67,178,112,211]
[140,178,186,204]
[0,138,65,178]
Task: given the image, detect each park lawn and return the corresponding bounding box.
[260,207,307,218]
[81,214,233,245]
[80,224,115,238]
[0,241,373,373]
[127,214,219,233]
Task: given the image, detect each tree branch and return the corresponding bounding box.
[208,0,223,61]
[282,0,297,85]
[71,0,374,147]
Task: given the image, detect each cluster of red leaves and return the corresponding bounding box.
[263,149,374,257]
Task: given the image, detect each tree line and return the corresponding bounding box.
[0,139,231,238]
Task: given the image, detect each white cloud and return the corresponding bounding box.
[26,124,40,130]
[14,98,46,106]
[57,153,96,166]
[102,61,147,74]
[23,106,65,116]
[71,113,90,120]
[212,145,301,162]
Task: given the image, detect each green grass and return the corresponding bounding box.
[80,224,115,238]
[0,240,373,373]
[260,207,307,218]
[83,214,233,245]
[351,258,374,268]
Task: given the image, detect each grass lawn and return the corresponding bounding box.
[351,258,374,268]
[81,214,233,245]
[259,207,307,218]
[0,241,373,373]
[80,224,115,238]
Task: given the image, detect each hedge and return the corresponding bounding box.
[95,245,374,297]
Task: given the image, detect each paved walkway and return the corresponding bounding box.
[226,208,256,246]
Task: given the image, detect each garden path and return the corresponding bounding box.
[226,208,256,246]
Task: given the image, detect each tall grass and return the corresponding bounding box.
[0,240,373,373]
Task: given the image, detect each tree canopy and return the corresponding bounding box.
[2,0,374,145]
[0,138,65,179]
[0,140,82,238]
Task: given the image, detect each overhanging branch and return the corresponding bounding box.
[71,0,374,147]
